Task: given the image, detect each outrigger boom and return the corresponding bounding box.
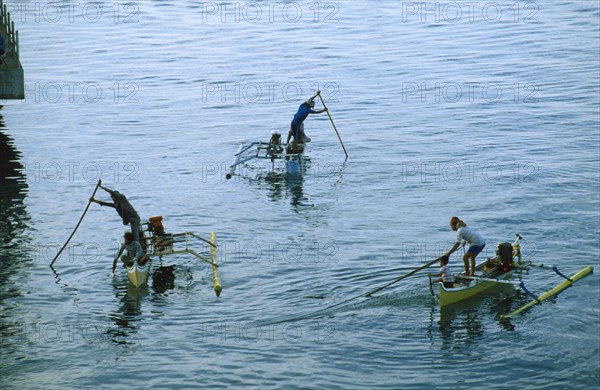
[501,265,593,319]
[143,231,219,269]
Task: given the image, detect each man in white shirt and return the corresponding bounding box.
[444,217,486,276]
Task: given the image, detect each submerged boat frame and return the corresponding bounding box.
[227,133,307,179]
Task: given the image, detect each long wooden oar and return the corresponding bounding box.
[317,91,348,159]
[428,275,435,296]
[264,256,441,325]
[50,179,102,267]
[365,257,440,297]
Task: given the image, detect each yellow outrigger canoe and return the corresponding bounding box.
[436,260,593,314]
[438,260,519,308]
[121,216,222,296]
[126,260,150,287]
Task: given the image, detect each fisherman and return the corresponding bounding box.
[91,185,141,242]
[429,255,454,288]
[113,231,146,273]
[286,91,328,149]
[444,217,486,276]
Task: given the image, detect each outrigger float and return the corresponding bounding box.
[125,216,222,296]
[432,234,593,316]
[500,265,593,319]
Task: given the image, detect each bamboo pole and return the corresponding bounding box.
[317,91,348,159]
[50,180,102,267]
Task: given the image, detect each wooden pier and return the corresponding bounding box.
[0,0,24,99]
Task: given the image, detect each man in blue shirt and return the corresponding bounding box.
[286,91,328,146]
[91,185,141,242]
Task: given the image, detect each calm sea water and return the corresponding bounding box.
[1,1,599,389]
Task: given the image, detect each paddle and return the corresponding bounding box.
[264,256,441,325]
[317,91,348,159]
[50,179,102,267]
[365,257,441,297]
[428,274,435,296]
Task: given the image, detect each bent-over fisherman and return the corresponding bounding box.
[91,185,141,242]
[113,232,146,273]
[444,217,486,276]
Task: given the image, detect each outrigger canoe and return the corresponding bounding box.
[127,260,150,287]
[438,260,518,308]
[225,92,349,179]
[433,235,594,314]
[437,261,594,312]
[121,216,222,296]
[227,139,305,178]
[436,236,523,308]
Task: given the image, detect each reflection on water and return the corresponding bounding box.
[438,307,484,349]
[107,264,179,345]
[0,110,29,250]
[262,171,307,209]
[107,279,147,345]
[0,109,32,361]
[151,265,176,293]
[418,286,519,353]
[237,154,347,211]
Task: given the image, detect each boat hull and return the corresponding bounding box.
[438,263,516,308]
[127,260,149,287]
[285,154,303,175]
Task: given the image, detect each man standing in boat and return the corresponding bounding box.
[444,217,486,276]
[91,185,141,243]
[286,91,328,149]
